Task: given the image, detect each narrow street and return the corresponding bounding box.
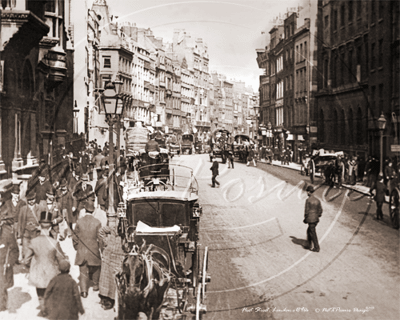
[2,154,399,320]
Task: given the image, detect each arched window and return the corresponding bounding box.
[319,109,325,142]
[356,107,363,145]
[340,109,346,145]
[348,108,354,145]
[333,109,338,144]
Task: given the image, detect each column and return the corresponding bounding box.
[0,106,5,174]
[12,112,23,170]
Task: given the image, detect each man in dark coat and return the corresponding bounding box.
[73,201,102,298]
[370,175,387,220]
[18,191,41,260]
[303,185,323,252]
[35,172,52,203]
[57,179,75,236]
[43,260,85,320]
[0,185,26,238]
[22,211,67,315]
[210,161,220,188]
[72,173,94,218]
[0,224,19,311]
[95,170,109,211]
[145,138,160,153]
[38,188,63,240]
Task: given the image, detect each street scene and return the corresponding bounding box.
[0,0,399,320]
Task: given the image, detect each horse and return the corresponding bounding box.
[115,240,173,320]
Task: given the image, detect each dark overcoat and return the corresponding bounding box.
[1,199,26,236]
[18,203,41,239]
[95,177,108,208]
[0,228,20,289]
[304,195,323,224]
[73,215,102,266]
[371,181,387,203]
[35,180,52,203]
[57,190,75,224]
[72,182,93,213]
[210,162,219,176]
[23,235,66,288]
[43,273,84,320]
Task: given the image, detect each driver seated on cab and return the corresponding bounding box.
[145,138,160,157]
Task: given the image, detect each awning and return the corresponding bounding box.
[287,134,294,141]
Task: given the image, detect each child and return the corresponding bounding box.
[43,260,85,320]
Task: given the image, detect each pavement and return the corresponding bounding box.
[256,159,379,198]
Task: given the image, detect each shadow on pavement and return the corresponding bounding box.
[290,236,310,250]
[7,287,32,313]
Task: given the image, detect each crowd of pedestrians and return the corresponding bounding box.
[0,140,129,317]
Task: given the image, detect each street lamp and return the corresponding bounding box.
[377,112,387,177]
[267,121,272,148]
[101,80,126,217]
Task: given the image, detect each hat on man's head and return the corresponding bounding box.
[46,187,56,198]
[39,210,53,224]
[58,260,70,273]
[85,201,95,213]
[39,171,46,177]
[11,184,20,195]
[306,185,315,193]
[81,173,89,181]
[26,191,36,201]
[60,179,68,188]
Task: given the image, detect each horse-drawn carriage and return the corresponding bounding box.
[308,150,343,184]
[211,129,231,161]
[116,155,210,319]
[233,134,252,162]
[181,134,194,155]
[389,181,400,229]
[166,134,181,157]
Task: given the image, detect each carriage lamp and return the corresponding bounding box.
[117,202,127,218]
[193,203,202,217]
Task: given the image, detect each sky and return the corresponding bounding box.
[106,0,303,92]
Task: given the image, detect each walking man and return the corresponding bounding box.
[370,175,387,221]
[72,173,93,219]
[73,201,102,298]
[22,211,67,316]
[210,160,220,188]
[303,186,323,252]
[98,210,125,310]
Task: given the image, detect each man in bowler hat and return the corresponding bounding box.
[72,173,93,219]
[22,210,67,315]
[0,185,26,238]
[38,188,63,240]
[73,201,102,298]
[18,191,41,260]
[35,172,52,203]
[370,175,387,220]
[303,185,323,252]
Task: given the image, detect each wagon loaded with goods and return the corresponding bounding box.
[211,129,231,161]
[181,134,194,155]
[116,154,210,319]
[308,150,344,184]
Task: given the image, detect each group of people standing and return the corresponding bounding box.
[0,142,129,318]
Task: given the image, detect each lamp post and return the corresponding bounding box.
[101,80,126,217]
[377,112,387,177]
[267,121,272,148]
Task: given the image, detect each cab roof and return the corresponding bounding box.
[127,190,198,202]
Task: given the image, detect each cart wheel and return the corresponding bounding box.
[390,189,400,229]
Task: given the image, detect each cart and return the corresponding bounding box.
[116,162,210,320]
[390,185,400,229]
[308,150,343,184]
[182,134,194,155]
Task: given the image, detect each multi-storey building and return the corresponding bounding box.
[1,0,74,191]
[316,0,399,159]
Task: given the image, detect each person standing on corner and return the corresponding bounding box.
[0,221,19,312]
[369,175,387,221]
[303,186,323,252]
[72,201,102,298]
[210,160,220,188]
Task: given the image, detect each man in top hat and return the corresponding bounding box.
[72,201,102,298]
[72,173,94,219]
[18,191,41,261]
[93,148,105,179]
[56,179,75,237]
[0,184,26,238]
[303,185,323,252]
[35,171,52,203]
[95,169,109,211]
[0,214,20,312]
[22,210,67,315]
[98,204,125,310]
[38,188,63,240]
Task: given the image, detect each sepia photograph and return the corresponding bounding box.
[0,0,399,319]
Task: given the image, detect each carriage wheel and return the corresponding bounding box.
[201,247,209,300]
[390,189,400,229]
